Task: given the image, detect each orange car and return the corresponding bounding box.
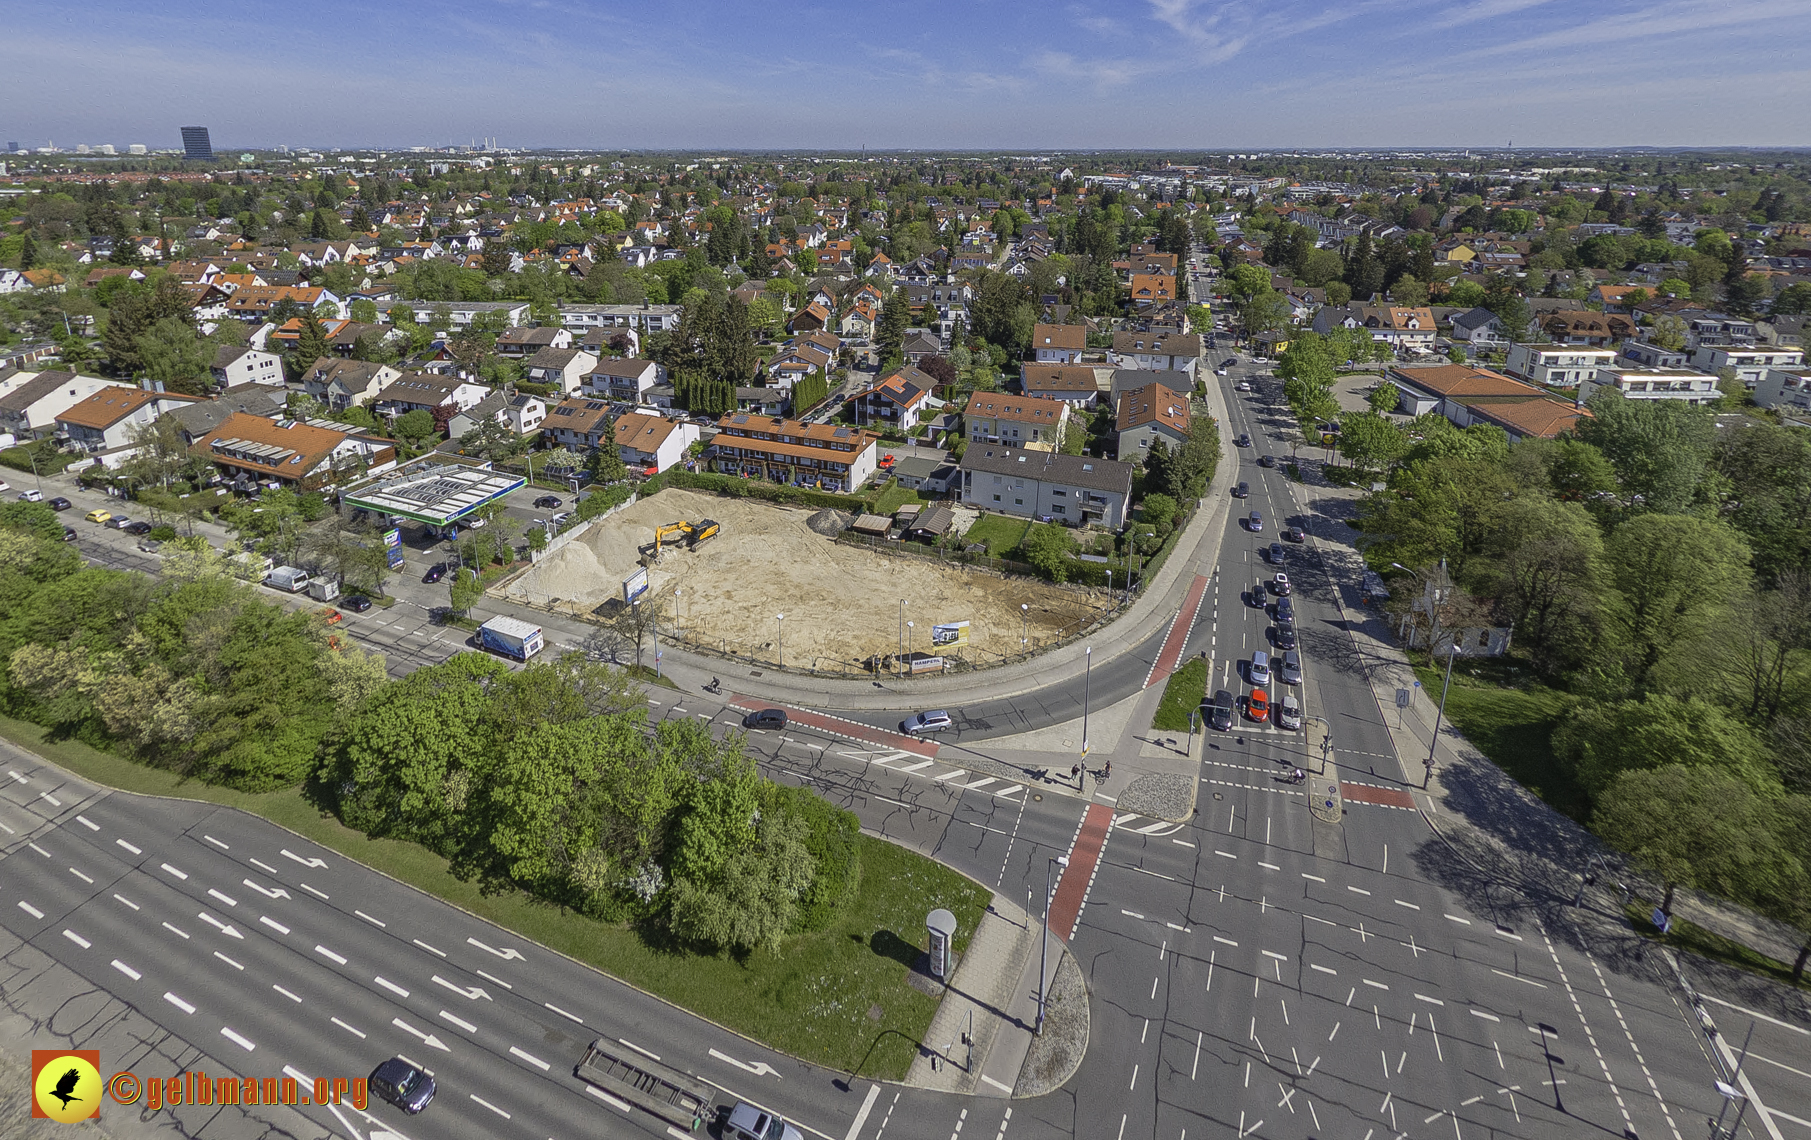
[1247,688,1270,722]
[320,608,343,625]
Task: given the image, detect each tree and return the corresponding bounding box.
[791,373,828,415]
[1577,390,1717,515]
[481,242,513,277]
[459,419,527,464]
[1478,496,1605,671]
[1336,412,1409,475]
[1021,522,1076,582]
[1368,384,1400,414]
[1725,271,1771,315]
[136,316,214,395]
[1593,764,1793,914]
[119,416,205,490]
[1770,282,1811,316]
[1647,313,1688,352]
[393,408,438,449]
[584,441,629,483]
[1600,513,1752,693]
[291,312,332,371]
[1239,288,1289,335]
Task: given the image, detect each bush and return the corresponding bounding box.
[148,524,178,541]
[644,470,871,512]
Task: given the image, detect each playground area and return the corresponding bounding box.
[497,489,1102,669]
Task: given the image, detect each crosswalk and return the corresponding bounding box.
[834,747,1028,801]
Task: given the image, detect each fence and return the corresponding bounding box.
[529,492,637,562]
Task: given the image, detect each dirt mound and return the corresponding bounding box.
[807,508,853,537]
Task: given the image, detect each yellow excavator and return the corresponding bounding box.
[646,519,722,561]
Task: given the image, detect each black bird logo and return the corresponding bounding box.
[48,1067,84,1109]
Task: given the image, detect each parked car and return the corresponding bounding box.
[123,520,153,536]
[423,562,447,583]
[1273,572,1292,596]
[550,511,573,528]
[1208,690,1235,731]
[1283,526,1306,543]
[1249,650,1272,686]
[901,709,953,735]
[1232,481,1249,499]
[1257,454,1276,468]
[104,515,132,530]
[1267,542,1285,564]
[533,495,562,509]
[343,595,373,613]
[1281,649,1303,685]
[1247,688,1270,723]
[83,508,111,524]
[61,527,77,542]
[320,608,343,625]
[368,1058,435,1115]
[17,488,43,502]
[742,708,788,730]
[1235,381,1252,392]
[726,1101,805,1140]
[1247,511,1263,532]
[48,496,72,511]
[136,539,162,553]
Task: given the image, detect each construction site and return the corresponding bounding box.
[496,489,1104,671]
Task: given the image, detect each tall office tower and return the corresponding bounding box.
[181,126,213,161]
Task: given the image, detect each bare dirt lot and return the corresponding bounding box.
[499,489,1099,668]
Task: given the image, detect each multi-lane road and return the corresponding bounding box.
[5,346,1805,1140]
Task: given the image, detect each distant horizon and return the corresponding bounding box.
[13,143,1811,159]
[6,0,1809,151]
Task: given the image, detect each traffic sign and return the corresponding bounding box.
[1396,688,1412,709]
[1651,908,1671,934]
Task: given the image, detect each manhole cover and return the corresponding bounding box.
[1032,794,1042,801]
[749,670,762,677]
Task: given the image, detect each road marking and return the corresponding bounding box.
[272,985,301,1003]
[1262,950,1288,960]
[1363,979,1389,990]
[161,921,188,938]
[1301,873,1325,882]
[544,1002,583,1023]
[412,938,446,957]
[391,1017,450,1052]
[584,1084,632,1112]
[39,793,61,807]
[468,1094,510,1119]
[1491,968,1547,988]
[1471,1009,1501,1022]
[164,992,196,1014]
[214,951,244,971]
[17,901,44,919]
[26,844,49,859]
[112,959,141,980]
[438,1010,477,1033]
[375,976,411,998]
[1415,993,1444,1006]
[332,1017,366,1038]
[76,815,99,830]
[249,857,280,875]
[466,936,525,961]
[1216,850,1238,860]
[1495,926,1522,941]
[355,910,387,927]
[1311,964,1337,975]
[1347,885,1371,895]
[160,862,188,880]
[197,912,243,939]
[1214,936,1239,947]
[300,882,329,899]
[1445,914,1472,925]
[709,1047,781,1077]
[475,968,513,989]
[315,944,347,965]
[1698,994,1811,1035]
[980,1074,1013,1094]
[5,770,23,783]
[68,866,94,884]
[220,1027,256,1051]
[281,848,328,869]
[898,760,934,773]
[844,1083,884,1140]
[1258,862,1280,870]
[1121,909,1146,920]
[1394,899,1420,911]
[208,888,238,907]
[204,835,229,850]
[1173,838,1196,848]
[59,928,90,949]
[116,839,142,855]
[260,915,290,934]
[619,1038,660,1061]
[509,1046,550,1071]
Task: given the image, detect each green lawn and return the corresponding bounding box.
[961,513,1031,556]
[1154,657,1209,732]
[1412,660,1587,821]
[0,714,990,1078]
[1625,901,1809,993]
[869,480,926,517]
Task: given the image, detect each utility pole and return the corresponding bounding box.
[1427,636,1459,786]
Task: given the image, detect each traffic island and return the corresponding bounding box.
[1012,951,1088,1098]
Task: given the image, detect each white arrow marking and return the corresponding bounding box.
[281,848,328,869]
[709,1048,780,1077]
[243,878,291,900]
[431,975,492,1001]
[392,1018,450,1052]
[197,911,244,940]
[465,937,524,961]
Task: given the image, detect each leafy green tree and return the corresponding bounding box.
[1577,390,1717,515]
[1021,522,1076,582]
[1593,764,1794,914]
[1477,496,1605,671]
[1712,424,1811,580]
[792,374,829,415]
[584,440,629,483]
[1336,412,1409,475]
[1601,513,1752,692]
[1141,493,1179,535]
[1771,282,1811,316]
[393,408,438,449]
[137,316,214,395]
[668,795,814,951]
[1368,384,1400,414]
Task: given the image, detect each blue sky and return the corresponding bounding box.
[6,0,1810,150]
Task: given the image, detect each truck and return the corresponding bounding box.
[306,579,341,602]
[477,615,544,661]
[264,566,312,593]
[574,1038,713,1132]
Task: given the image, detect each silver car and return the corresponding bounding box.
[1280,649,1302,685]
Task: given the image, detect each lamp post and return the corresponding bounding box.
[1020,603,1029,652]
[673,588,682,640]
[776,613,784,669]
[899,599,907,655]
[1038,854,1070,1034]
[1080,645,1093,761]
[1427,635,1459,787]
[1105,569,1113,611]
[906,620,914,658]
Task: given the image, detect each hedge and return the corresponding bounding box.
[642,470,872,513]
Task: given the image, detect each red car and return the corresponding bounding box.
[879,454,897,470]
[1247,689,1270,722]
[320,608,343,625]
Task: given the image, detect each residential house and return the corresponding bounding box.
[210,345,285,389]
[788,301,832,335]
[1539,311,1636,347]
[1587,284,1647,313]
[889,455,960,495]
[1616,340,1691,369]
[850,366,936,431]
[1578,368,1720,406]
[1356,305,1439,355]
[962,392,1071,450]
[395,300,529,329]
[371,372,490,417]
[1032,323,1088,364]
[494,326,573,357]
[584,357,665,404]
[1753,368,1811,415]
[1115,381,1192,459]
[163,383,288,445]
[1109,331,1201,374]
[1384,364,1589,442]
[766,342,834,389]
[542,398,616,450]
[1127,273,1176,309]
[1502,344,1617,389]
[735,387,791,417]
[1685,317,1757,350]
[1689,344,1804,388]
[1111,368,1193,400]
[54,386,206,455]
[301,359,401,411]
[557,302,683,334]
[522,347,598,396]
[189,412,396,491]
[614,411,700,474]
[902,329,943,363]
[0,372,132,441]
[958,445,1132,529]
[226,286,345,323]
[1449,307,1507,344]
[447,391,547,439]
[709,414,880,493]
[1020,364,1105,407]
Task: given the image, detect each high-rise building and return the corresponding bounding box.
[181,126,213,162]
[127,144,147,155]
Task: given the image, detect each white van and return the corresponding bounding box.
[1249,650,1271,686]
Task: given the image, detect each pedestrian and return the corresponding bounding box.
[1071,763,1082,790]
[1103,760,1112,781]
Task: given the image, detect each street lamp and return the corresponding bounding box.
[906,620,914,658]
[1081,645,1093,761]
[776,613,784,669]
[899,599,907,655]
[1038,854,1070,1034]
[673,588,682,640]
[1020,603,1029,652]
[1426,635,1460,787]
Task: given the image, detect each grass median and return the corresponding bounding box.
[1153,656,1209,732]
[0,714,990,1078]
[1411,660,1586,822]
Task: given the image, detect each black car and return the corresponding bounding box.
[743,708,788,730]
[62,527,78,542]
[1275,596,1295,622]
[533,495,562,509]
[1236,433,1251,447]
[342,595,373,613]
[48,496,72,511]
[1257,454,1277,468]
[1208,690,1236,731]
[123,520,154,536]
[1274,624,1298,650]
[1221,358,1237,369]
[423,563,447,584]
[1283,526,1306,543]
[1268,542,1285,564]
[1232,481,1249,498]
[369,1057,435,1115]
